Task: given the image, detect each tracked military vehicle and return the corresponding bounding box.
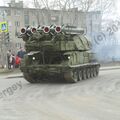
[19,25,100,83]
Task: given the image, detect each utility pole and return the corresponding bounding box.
[0,10,9,69]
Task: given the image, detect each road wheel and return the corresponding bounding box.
[86,68,90,79]
[90,68,94,78]
[78,70,82,81]
[70,70,79,83]
[93,67,97,77]
[23,72,40,83]
[64,70,79,83]
[96,66,99,76]
[82,69,87,80]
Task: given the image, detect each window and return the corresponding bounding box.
[51,16,59,22]
[15,10,21,16]
[32,21,35,26]
[16,43,21,48]
[24,15,29,26]
[24,10,29,15]
[15,21,20,27]
[5,9,11,16]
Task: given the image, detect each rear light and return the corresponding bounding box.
[21,28,26,34]
[55,26,61,33]
[31,27,37,33]
[43,26,50,33]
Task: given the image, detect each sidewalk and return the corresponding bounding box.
[100,62,120,70]
[100,66,120,71]
[0,68,21,74]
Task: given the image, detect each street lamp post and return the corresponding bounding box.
[0,10,9,69]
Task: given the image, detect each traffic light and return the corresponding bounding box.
[5,32,10,42]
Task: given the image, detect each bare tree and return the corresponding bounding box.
[31,0,114,26]
[33,0,53,25]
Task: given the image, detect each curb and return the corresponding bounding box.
[100,66,120,71]
[0,68,21,74]
[0,69,13,74]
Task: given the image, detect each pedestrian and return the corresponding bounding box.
[17,47,26,59]
[15,55,21,68]
[11,54,15,68]
[7,50,12,69]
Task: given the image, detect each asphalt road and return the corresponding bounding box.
[0,68,120,120]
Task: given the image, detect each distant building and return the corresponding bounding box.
[0,0,101,53]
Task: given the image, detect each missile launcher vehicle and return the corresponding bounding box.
[19,25,100,83]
